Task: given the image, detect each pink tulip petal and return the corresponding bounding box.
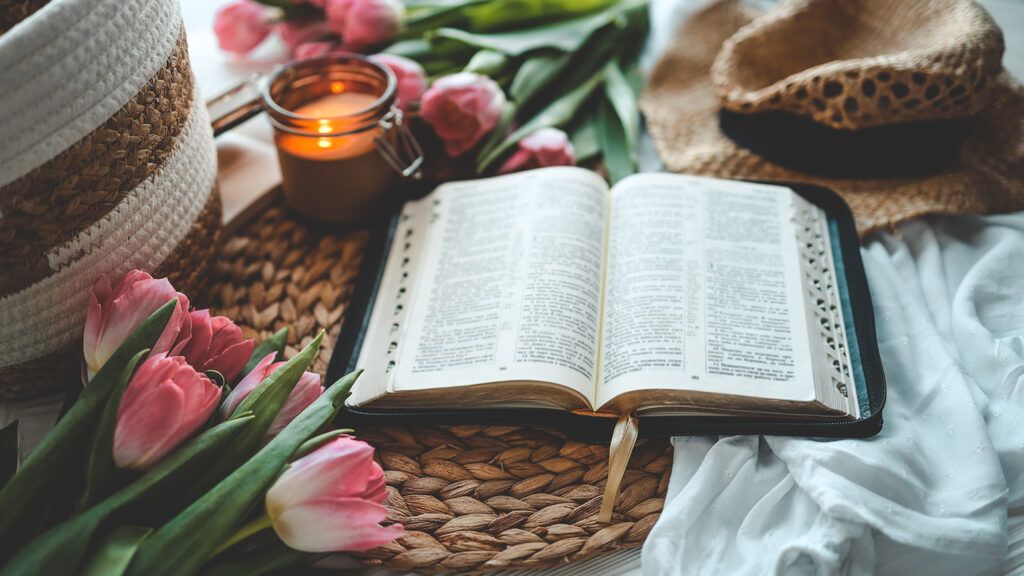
[421,73,504,158]
[182,310,213,364]
[113,355,218,471]
[362,465,387,504]
[203,340,255,384]
[214,0,273,55]
[267,371,323,436]
[267,437,376,508]
[85,274,187,377]
[118,353,175,409]
[372,54,426,111]
[270,497,404,552]
[222,352,276,418]
[113,377,186,470]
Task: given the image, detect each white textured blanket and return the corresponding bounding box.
[644,213,1024,574]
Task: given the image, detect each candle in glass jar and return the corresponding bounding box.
[274,89,397,225]
[283,92,380,159]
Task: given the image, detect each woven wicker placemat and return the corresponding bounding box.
[207,191,672,573]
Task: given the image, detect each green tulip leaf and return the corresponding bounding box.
[231,330,324,427]
[125,370,363,576]
[401,0,490,39]
[293,428,355,460]
[570,112,601,163]
[603,61,640,149]
[0,415,253,576]
[241,327,288,380]
[80,526,153,576]
[78,348,149,510]
[597,61,640,183]
[478,72,604,173]
[508,50,572,105]
[432,0,645,57]
[0,299,177,560]
[463,49,508,76]
[177,331,326,507]
[205,370,226,388]
[463,0,620,32]
[475,100,517,164]
[595,95,632,184]
[0,421,17,491]
[197,540,309,576]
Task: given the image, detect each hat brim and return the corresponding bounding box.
[640,0,1024,238]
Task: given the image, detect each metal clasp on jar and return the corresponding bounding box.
[375,107,423,179]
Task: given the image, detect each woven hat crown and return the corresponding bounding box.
[710,0,1006,130]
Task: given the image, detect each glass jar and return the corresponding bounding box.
[211,53,422,226]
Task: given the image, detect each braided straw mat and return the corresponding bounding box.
[208,192,671,573]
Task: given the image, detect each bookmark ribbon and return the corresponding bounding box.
[599,413,639,523]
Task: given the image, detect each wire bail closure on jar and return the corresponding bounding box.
[377,107,423,179]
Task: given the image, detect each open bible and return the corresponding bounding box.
[344,168,878,426]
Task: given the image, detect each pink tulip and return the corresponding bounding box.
[84,270,191,379]
[277,20,335,55]
[112,354,220,471]
[175,310,253,385]
[214,0,273,55]
[421,73,505,157]
[325,0,404,51]
[294,41,338,59]
[221,353,324,436]
[265,437,403,552]
[372,54,427,112]
[498,128,576,174]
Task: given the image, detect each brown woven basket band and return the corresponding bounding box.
[0,0,50,35]
[0,187,221,399]
[0,28,195,296]
[157,182,224,305]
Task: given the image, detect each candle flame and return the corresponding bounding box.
[330,82,345,94]
[317,119,332,134]
[317,137,332,148]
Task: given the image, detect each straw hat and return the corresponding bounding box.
[641,0,1024,237]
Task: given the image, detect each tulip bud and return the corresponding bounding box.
[221,353,324,436]
[84,270,191,380]
[266,437,402,552]
[176,310,254,385]
[277,20,335,55]
[325,0,404,51]
[294,41,338,59]
[497,128,576,174]
[113,354,221,471]
[372,54,427,112]
[420,72,506,157]
[214,0,273,55]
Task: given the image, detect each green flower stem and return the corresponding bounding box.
[212,513,274,557]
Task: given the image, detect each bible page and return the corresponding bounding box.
[391,167,609,406]
[596,174,816,409]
